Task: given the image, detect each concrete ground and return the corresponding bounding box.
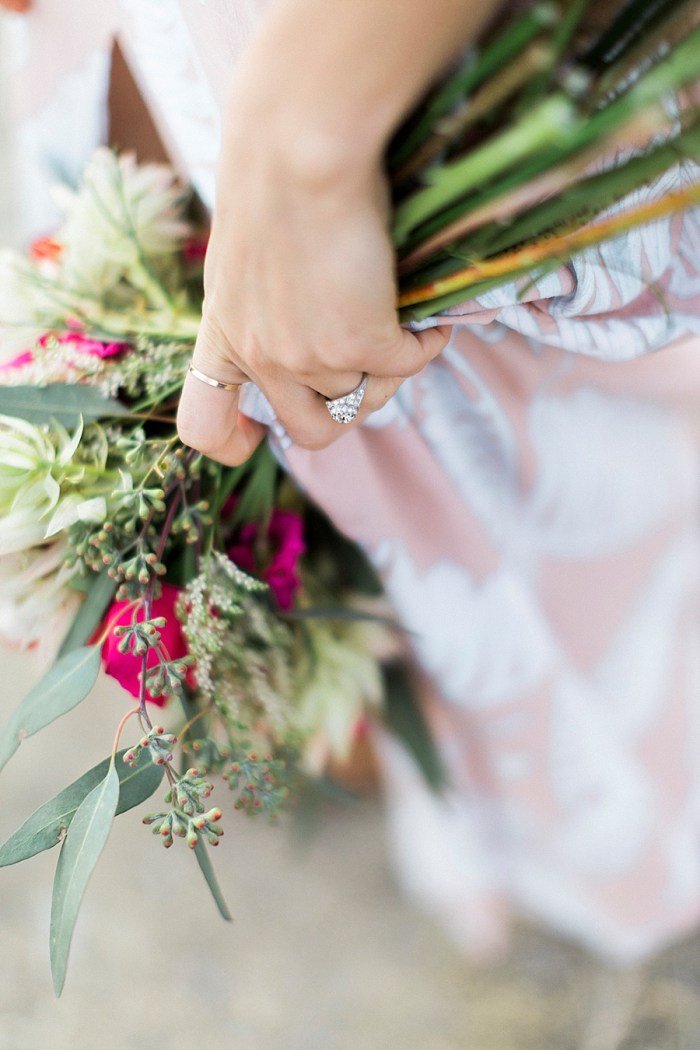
[1,648,700,1050]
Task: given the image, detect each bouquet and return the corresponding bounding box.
[0,155,444,995]
[0,0,698,997]
[392,0,700,317]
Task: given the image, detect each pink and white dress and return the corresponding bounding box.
[4,0,700,963]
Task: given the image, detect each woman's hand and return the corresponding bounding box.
[177,137,449,464]
[177,0,500,465]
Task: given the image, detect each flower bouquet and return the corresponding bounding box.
[392,0,700,317]
[0,154,443,995]
[0,0,698,997]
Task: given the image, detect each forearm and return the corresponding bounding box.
[227,0,503,174]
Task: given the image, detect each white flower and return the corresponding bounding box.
[295,619,385,767]
[54,149,190,294]
[0,250,57,357]
[0,543,80,650]
[0,414,100,556]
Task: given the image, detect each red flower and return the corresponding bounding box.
[101,584,188,706]
[228,510,306,610]
[182,235,209,263]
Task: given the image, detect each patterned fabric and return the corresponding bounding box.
[5,0,700,962]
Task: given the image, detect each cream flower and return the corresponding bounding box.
[54,149,190,295]
[0,251,58,357]
[0,415,102,556]
[0,543,80,650]
[295,618,386,768]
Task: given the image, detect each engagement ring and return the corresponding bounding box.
[325,374,369,424]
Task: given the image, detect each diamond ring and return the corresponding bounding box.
[325,375,368,424]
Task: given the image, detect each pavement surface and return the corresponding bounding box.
[1,648,700,1050]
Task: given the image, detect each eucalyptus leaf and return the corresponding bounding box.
[57,573,116,659]
[194,839,233,922]
[0,646,102,774]
[0,384,127,426]
[50,762,120,996]
[0,749,163,867]
[383,662,446,791]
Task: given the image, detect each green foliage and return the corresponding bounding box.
[0,749,164,867]
[57,572,117,659]
[50,762,120,996]
[0,646,101,774]
[123,725,177,768]
[193,840,233,922]
[0,384,128,426]
[223,748,290,818]
[383,662,447,791]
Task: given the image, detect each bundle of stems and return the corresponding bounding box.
[390,0,700,320]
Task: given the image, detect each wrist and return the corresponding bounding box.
[223,80,385,195]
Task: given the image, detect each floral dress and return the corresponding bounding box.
[4,0,700,963]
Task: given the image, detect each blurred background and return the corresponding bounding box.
[3,648,700,1050]
[2,9,700,1050]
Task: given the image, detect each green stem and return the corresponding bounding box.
[388,1,560,171]
[393,94,576,244]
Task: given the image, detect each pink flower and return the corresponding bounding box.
[0,351,34,371]
[101,584,188,706]
[228,510,306,610]
[39,330,129,359]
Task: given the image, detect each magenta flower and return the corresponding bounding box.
[182,235,209,263]
[0,331,130,373]
[228,510,306,610]
[0,351,34,371]
[40,330,129,358]
[101,583,188,706]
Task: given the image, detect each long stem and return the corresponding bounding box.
[111,706,141,761]
[398,181,700,310]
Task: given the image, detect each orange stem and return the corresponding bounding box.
[398,183,700,307]
[111,706,141,761]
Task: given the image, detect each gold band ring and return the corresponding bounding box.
[188,363,242,392]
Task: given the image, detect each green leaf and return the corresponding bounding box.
[57,573,116,659]
[50,761,120,996]
[193,839,233,922]
[0,749,163,867]
[228,440,279,528]
[383,662,447,791]
[0,384,128,426]
[0,646,101,775]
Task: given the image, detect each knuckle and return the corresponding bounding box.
[282,347,315,376]
[292,431,332,452]
[332,343,363,371]
[196,312,231,363]
[396,357,422,378]
[244,338,268,376]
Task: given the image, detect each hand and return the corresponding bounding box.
[177,138,449,466]
[176,0,501,466]
[0,0,31,10]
